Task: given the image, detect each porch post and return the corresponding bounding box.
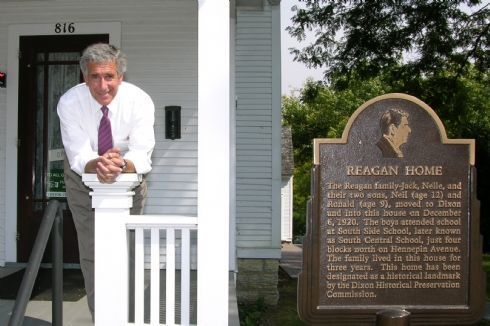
[198,0,230,324]
[82,173,141,326]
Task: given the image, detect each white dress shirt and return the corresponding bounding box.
[57,81,155,176]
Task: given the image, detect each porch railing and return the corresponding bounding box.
[129,215,198,325]
[83,174,226,326]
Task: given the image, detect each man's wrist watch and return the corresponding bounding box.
[121,159,128,171]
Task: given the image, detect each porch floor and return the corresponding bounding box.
[0,267,239,326]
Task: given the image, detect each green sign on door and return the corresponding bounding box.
[47,169,66,198]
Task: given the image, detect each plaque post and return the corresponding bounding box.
[376,309,410,326]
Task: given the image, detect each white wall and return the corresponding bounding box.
[235,1,281,259]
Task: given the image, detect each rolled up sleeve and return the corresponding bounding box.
[123,94,155,174]
[57,96,99,176]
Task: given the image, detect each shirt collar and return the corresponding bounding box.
[87,86,121,113]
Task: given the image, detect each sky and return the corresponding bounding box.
[281,0,324,95]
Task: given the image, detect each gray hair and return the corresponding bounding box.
[79,43,127,76]
[379,108,409,135]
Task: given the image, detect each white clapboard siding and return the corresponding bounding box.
[0,0,197,264]
[235,3,275,250]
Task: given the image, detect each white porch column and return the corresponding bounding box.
[82,173,141,326]
[198,0,230,325]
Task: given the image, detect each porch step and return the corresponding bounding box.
[0,265,24,278]
[0,296,92,326]
[0,267,240,325]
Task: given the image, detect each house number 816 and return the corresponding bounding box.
[55,22,75,34]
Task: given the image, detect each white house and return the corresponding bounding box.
[0,0,282,308]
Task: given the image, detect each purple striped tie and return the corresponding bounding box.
[98,106,113,155]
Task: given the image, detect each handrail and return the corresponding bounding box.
[8,200,64,326]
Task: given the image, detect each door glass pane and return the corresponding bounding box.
[46,53,81,198]
[49,52,80,61]
[34,65,45,210]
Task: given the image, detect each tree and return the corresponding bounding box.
[287,0,489,85]
[284,0,490,243]
[282,76,393,236]
[282,70,490,242]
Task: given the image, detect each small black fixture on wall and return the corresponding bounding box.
[165,106,181,140]
[0,72,6,88]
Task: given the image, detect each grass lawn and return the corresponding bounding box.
[238,254,490,325]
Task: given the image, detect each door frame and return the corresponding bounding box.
[17,34,110,263]
[5,22,121,263]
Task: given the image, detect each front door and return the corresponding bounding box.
[17,34,109,263]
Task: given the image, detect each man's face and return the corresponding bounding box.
[393,116,411,147]
[84,60,123,106]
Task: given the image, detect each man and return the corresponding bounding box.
[57,43,155,318]
[376,108,411,158]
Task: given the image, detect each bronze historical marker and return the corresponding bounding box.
[298,94,485,325]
